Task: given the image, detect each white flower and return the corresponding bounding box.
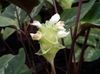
[30,20,42,28]
[30,31,42,40]
[57,26,66,31]
[56,21,66,31]
[56,21,64,27]
[57,31,70,38]
[49,13,60,23]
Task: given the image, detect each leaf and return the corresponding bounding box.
[77,36,96,47]
[75,28,100,62]
[82,2,100,26]
[90,29,100,49]
[84,47,100,62]
[0,16,16,27]
[20,65,32,74]
[2,4,27,24]
[18,8,27,23]
[0,54,14,74]
[5,48,31,74]
[61,0,96,29]
[75,46,100,62]
[0,68,4,74]
[57,0,74,9]
[30,0,44,18]
[3,27,15,40]
[2,4,16,19]
[0,54,14,69]
[46,0,53,4]
[63,32,72,47]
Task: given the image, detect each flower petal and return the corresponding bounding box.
[57,31,70,38]
[30,31,42,40]
[30,20,42,28]
[56,21,66,30]
[57,26,66,31]
[56,21,64,27]
[49,13,60,23]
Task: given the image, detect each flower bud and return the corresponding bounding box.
[30,31,42,40]
[57,26,66,31]
[57,31,70,38]
[49,13,60,23]
[56,21,64,27]
[30,20,42,28]
[56,21,65,30]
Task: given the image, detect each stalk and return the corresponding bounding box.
[50,61,56,74]
[67,0,83,74]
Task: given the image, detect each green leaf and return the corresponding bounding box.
[0,68,4,74]
[0,54,14,69]
[90,29,100,49]
[61,0,96,29]
[75,46,100,62]
[2,4,27,25]
[5,48,31,74]
[20,65,32,74]
[46,0,53,4]
[0,54,14,74]
[77,36,96,47]
[63,32,72,47]
[2,4,16,19]
[57,0,74,9]
[0,16,16,27]
[82,3,100,26]
[3,28,15,40]
[18,9,27,23]
[30,0,44,18]
[84,47,100,62]
[75,28,100,62]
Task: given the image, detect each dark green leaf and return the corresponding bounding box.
[0,54,14,69]
[30,0,44,18]
[3,28,15,40]
[84,47,100,61]
[0,16,16,27]
[76,28,100,62]
[0,68,4,74]
[2,4,16,19]
[75,46,100,62]
[2,4,27,24]
[5,48,31,74]
[61,0,96,29]
[82,3,100,26]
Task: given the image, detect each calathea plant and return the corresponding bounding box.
[30,13,69,74]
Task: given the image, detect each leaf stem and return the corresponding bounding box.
[76,28,90,74]
[52,0,58,13]
[17,30,36,74]
[15,6,21,26]
[67,0,83,74]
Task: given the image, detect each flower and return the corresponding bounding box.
[57,30,70,38]
[30,13,69,62]
[49,13,60,23]
[56,21,64,27]
[30,20,42,28]
[30,31,42,40]
[55,21,66,31]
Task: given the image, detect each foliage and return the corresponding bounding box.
[0,48,32,74]
[0,0,100,74]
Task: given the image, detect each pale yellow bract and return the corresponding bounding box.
[30,13,69,62]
